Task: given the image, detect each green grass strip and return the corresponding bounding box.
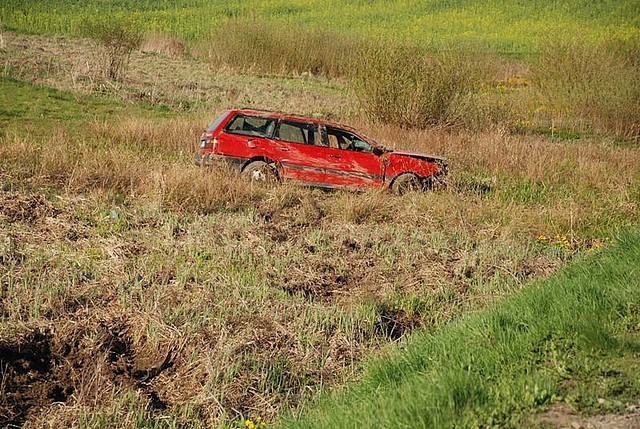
[0,77,168,128]
[279,230,640,428]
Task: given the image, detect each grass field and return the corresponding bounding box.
[277,228,640,428]
[1,1,639,428]
[2,0,639,54]
[3,1,638,139]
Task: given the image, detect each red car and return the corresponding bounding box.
[196,109,447,194]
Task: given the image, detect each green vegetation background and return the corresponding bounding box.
[2,0,639,55]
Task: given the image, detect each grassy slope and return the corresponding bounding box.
[279,229,640,428]
[0,77,164,129]
[1,0,638,54]
[1,29,639,429]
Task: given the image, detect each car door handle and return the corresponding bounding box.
[247,140,257,148]
[329,154,341,159]
[278,147,290,151]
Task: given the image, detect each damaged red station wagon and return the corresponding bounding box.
[196,109,447,194]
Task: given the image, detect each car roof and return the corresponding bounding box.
[230,108,360,133]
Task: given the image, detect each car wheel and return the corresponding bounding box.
[242,160,278,183]
[391,173,422,195]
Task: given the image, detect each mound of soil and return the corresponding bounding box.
[0,320,173,428]
[0,192,58,223]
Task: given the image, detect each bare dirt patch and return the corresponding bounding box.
[0,192,58,223]
[0,320,173,428]
[539,403,640,429]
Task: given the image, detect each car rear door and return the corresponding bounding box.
[273,120,334,185]
[322,126,384,189]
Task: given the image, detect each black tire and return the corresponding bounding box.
[242,160,278,183]
[391,173,422,195]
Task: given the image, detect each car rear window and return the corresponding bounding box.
[205,110,232,132]
[225,114,277,137]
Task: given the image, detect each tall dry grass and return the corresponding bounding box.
[532,36,640,141]
[141,33,186,58]
[350,40,500,129]
[2,113,637,232]
[0,119,259,214]
[197,17,361,77]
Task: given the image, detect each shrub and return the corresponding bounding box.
[350,40,497,129]
[532,36,640,142]
[141,33,186,58]
[197,17,360,77]
[83,17,143,81]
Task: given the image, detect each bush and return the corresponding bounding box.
[197,17,360,77]
[83,17,143,81]
[532,36,640,142]
[350,41,497,129]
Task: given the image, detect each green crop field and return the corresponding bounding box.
[2,0,639,54]
[0,1,639,428]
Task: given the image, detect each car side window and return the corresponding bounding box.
[275,121,320,145]
[327,133,341,149]
[326,127,373,153]
[225,115,276,137]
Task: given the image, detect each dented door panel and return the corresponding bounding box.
[321,147,383,188]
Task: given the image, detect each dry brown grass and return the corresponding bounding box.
[195,17,361,78]
[0,32,348,115]
[90,117,202,154]
[2,32,640,429]
[2,115,638,426]
[141,33,187,59]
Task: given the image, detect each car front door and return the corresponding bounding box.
[322,126,384,189]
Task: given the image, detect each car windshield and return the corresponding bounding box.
[358,132,388,152]
[326,126,388,153]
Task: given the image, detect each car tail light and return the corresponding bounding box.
[200,137,218,150]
